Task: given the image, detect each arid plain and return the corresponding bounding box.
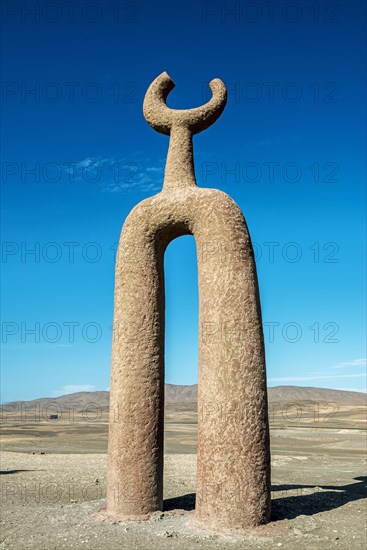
[1,385,366,549]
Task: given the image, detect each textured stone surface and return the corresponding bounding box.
[106,72,271,531]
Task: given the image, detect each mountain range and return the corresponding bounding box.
[2,385,365,411]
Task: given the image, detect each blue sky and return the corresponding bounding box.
[1,0,366,402]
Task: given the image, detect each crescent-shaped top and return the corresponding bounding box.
[143,72,227,136]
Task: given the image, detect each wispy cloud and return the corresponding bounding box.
[268,373,366,383]
[51,384,96,397]
[333,387,367,393]
[146,164,164,173]
[330,358,366,369]
[69,155,164,194]
[76,158,97,168]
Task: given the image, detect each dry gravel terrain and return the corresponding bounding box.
[1,387,366,549]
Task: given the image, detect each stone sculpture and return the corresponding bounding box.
[106,72,271,532]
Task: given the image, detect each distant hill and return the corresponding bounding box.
[1,385,365,412]
[165,384,198,403]
[1,391,110,412]
[268,386,366,405]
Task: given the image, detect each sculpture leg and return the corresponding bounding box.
[106,232,165,519]
[195,220,271,530]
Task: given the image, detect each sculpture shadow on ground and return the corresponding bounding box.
[0,469,41,475]
[163,493,196,512]
[271,476,367,520]
[162,477,367,517]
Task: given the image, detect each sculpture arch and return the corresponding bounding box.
[106,73,271,532]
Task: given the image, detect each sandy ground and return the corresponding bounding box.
[1,419,366,550]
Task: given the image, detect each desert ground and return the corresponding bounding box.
[1,386,366,549]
